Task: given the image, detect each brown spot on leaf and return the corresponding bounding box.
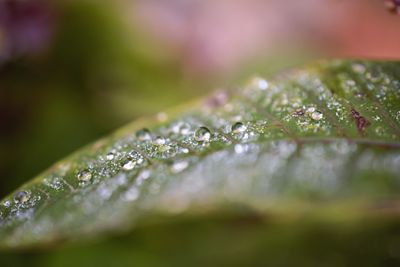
[351,108,370,134]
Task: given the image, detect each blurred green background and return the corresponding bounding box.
[0,0,209,199]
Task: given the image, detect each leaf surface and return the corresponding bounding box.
[1,60,399,250]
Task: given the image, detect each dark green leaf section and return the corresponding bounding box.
[0,60,399,249]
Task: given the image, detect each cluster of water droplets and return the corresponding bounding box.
[1,61,400,246]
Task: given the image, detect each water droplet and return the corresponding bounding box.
[43,177,64,191]
[14,190,31,204]
[154,136,166,145]
[231,122,247,140]
[311,111,323,121]
[106,152,115,160]
[122,159,136,171]
[194,126,211,142]
[136,128,152,141]
[77,169,92,182]
[171,160,189,173]
[3,200,11,207]
[231,122,247,134]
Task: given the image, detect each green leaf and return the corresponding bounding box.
[0,60,399,254]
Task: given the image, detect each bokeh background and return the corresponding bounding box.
[0,1,400,265]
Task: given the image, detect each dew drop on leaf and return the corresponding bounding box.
[77,169,92,182]
[122,159,136,171]
[154,136,166,145]
[3,200,11,207]
[194,126,211,142]
[231,122,247,134]
[43,177,64,191]
[106,152,115,161]
[13,190,31,204]
[136,128,152,141]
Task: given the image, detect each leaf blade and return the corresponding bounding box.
[0,60,399,249]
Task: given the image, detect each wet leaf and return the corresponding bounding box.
[0,60,399,251]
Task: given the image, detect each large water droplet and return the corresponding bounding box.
[77,169,92,182]
[194,126,211,142]
[136,128,152,141]
[14,190,31,204]
[231,122,247,140]
[231,122,247,134]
